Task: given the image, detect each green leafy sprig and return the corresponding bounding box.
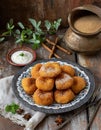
[28,18,45,49]
[5,103,19,114]
[29,18,44,36]
[15,19,45,48]
[45,18,62,34]
[29,33,45,49]
[0,19,15,42]
[15,22,33,46]
[19,52,25,56]
[0,18,62,49]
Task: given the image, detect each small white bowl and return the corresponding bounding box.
[7,46,36,66]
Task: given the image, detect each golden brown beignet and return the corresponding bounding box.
[39,62,61,78]
[71,76,86,94]
[54,89,75,104]
[21,77,37,95]
[33,89,54,106]
[55,72,74,90]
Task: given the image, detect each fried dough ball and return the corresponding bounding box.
[71,76,86,94]
[61,65,75,77]
[36,77,54,91]
[30,63,42,79]
[39,62,61,78]
[54,89,75,104]
[55,72,74,90]
[21,77,37,95]
[33,89,54,106]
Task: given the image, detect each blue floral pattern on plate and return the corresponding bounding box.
[12,59,95,113]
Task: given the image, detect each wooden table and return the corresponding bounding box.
[0,33,101,130]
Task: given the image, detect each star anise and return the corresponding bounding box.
[55,115,64,125]
[23,113,31,121]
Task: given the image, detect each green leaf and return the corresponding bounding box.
[7,23,10,30]
[53,18,62,30]
[19,52,24,56]
[10,25,15,30]
[18,22,25,29]
[9,18,14,25]
[15,39,22,44]
[29,18,37,28]
[11,107,16,114]
[5,105,12,112]
[6,19,15,30]
[32,33,36,39]
[45,18,62,34]
[21,30,27,40]
[32,42,40,49]
[2,31,9,36]
[15,29,21,35]
[5,103,19,114]
[45,20,51,31]
[26,28,33,36]
[29,18,44,35]
[37,21,41,28]
[35,40,40,44]
[0,37,5,42]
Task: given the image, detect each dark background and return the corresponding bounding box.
[0,0,101,28]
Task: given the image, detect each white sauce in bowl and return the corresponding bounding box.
[11,51,33,64]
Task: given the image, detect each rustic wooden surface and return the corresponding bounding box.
[0,30,101,130]
[78,53,101,130]
[0,0,101,28]
[0,1,101,129]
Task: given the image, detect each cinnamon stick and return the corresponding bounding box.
[46,38,72,55]
[42,43,52,52]
[46,39,55,46]
[42,43,61,58]
[56,45,72,55]
[49,37,59,58]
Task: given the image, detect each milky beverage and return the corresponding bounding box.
[74,15,101,33]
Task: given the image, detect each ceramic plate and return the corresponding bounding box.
[12,59,95,114]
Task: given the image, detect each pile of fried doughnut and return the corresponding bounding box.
[21,62,87,106]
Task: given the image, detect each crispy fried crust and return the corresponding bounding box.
[33,89,54,106]
[71,76,86,94]
[61,65,75,77]
[31,63,42,79]
[36,76,54,91]
[54,89,75,104]
[21,77,37,95]
[39,62,61,78]
[55,72,74,90]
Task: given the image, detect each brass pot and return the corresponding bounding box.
[64,5,101,55]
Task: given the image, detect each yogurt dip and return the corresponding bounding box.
[11,50,33,64]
